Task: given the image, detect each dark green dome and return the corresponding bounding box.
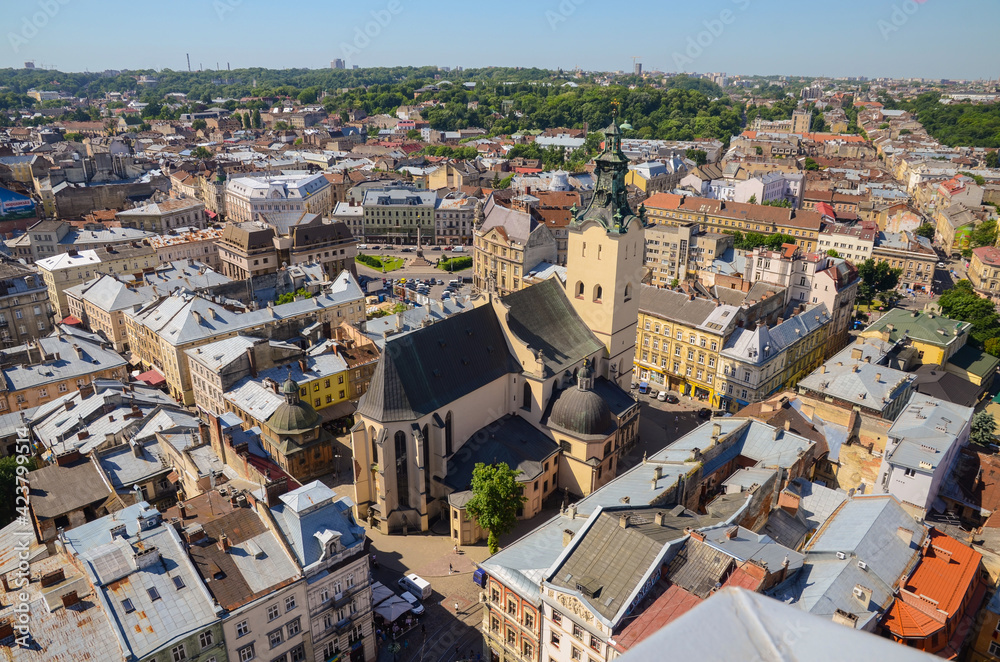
[282,376,299,395]
[268,400,321,434]
[549,384,614,437]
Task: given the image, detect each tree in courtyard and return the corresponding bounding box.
[914,223,936,240]
[191,119,207,131]
[0,456,34,527]
[465,462,526,555]
[804,157,820,171]
[747,194,757,205]
[856,258,901,305]
[191,146,212,159]
[938,279,1000,347]
[971,411,997,448]
[685,149,708,166]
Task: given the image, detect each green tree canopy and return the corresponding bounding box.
[685,149,708,166]
[938,279,1000,348]
[0,455,34,527]
[465,462,526,554]
[191,146,212,159]
[971,411,997,447]
[191,118,207,131]
[856,258,901,305]
[275,288,312,305]
[914,223,936,240]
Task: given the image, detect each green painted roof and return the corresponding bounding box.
[863,309,970,347]
[948,345,1000,378]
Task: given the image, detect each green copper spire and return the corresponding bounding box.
[571,120,646,234]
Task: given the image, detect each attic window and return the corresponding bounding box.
[122,598,135,613]
[147,587,161,601]
[172,576,185,590]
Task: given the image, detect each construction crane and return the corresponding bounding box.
[631,56,642,69]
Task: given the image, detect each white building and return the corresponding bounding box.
[877,393,973,515]
[226,173,333,223]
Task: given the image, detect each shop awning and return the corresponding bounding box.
[373,595,411,622]
[60,315,83,326]
[136,369,166,386]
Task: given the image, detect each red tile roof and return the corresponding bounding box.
[973,246,1000,267]
[613,584,702,652]
[883,529,981,639]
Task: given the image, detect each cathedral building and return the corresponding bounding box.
[350,122,646,537]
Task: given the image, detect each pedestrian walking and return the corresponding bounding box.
[449,563,453,574]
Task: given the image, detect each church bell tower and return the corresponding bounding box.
[564,118,646,388]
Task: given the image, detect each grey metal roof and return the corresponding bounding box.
[619,587,934,662]
[96,439,170,493]
[362,298,473,348]
[798,358,914,410]
[443,414,559,491]
[770,495,924,624]
[722,304,831,366]
[63,505,222,661]
[3,334,127,392]
[884,393,974,472]
[269,480,365,569]
[357,304,520,423]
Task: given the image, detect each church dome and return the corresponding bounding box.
[548,362,614,437]
[268,399,321,434]
[268,373,320,434]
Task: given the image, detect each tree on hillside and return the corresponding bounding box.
[191,119,207,131]
[191,146,212,159]
[856,258,901,305]
[465,462,526,554]
[971,411,997,447]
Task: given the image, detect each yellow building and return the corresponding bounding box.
[643,193,823,253]
[860,308,971,367]
[36,242,157,319]
[635,287,739,404]
[473,196,557,295]
[970,246,1000,294]
[967,590,1000,662]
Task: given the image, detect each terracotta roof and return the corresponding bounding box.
[883,528,981,639]
[614,583,702,651]
[972,246,1000,267]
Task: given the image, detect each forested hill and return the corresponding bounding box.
[899,92,1000,148]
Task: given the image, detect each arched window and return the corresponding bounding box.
[582,242,587,257]
[624,283,633,303]
[575,281,584,299]
[593,285,603,303]
[522,382,532,412]
[445,412,454,456]
[369,426,378,467]
[421,424,430,498]
[394,431,409,508]
[597,245,602,260]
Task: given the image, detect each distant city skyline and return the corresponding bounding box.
[2,0,998,80]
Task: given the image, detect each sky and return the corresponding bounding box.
[2,0,998,80]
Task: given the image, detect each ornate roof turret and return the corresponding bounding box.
[570,117,646,234]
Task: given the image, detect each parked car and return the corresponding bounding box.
[936,262,946,268]
[399,591,425,615]
[665,394,679,404]
[444,246,454,251]
[431,246,442,251]
[698,408,712,419]
[401,247,414,253]
[656,391,668,402]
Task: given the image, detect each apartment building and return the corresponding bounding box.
[817,222,876,264]
[0,260,53,347]
[643,223,732,286]
[226,173,333,223]
[635,288,742,405]
[116,197,209,233]
[9,219,155,262]
[872,230,936,293]
[643,193,823,252]
[218,221,280,280]
[473,196,557,295]
[361,187,437,245]
[148,225,223,271]
[435,193,478,245]
[744,246,860,355]
[717,305,831,412]
[969,245,1000,295]
[125,271,365,404]
[36,241,157,319]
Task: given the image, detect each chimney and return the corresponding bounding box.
[725,526,738,540]
[875,373,881,382]
[619,514,629,529]
[654,512,665,526]
[298,358,308,374]
[72,344,83,359]
[192,310,203,323]
[246,347,258,377]
[784,419,791,431]
[653,466,662,480]
[55,449,82,466]
[567,504,577,519]
[711,423,721,439]
[218,533,230,552]
[207,307,217,320]
[563,529,575,547]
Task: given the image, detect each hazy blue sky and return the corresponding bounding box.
[2,0,997,79]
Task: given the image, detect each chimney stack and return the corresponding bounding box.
[619,514,629,529]
[218,533,230,552]
[562,529,575,547]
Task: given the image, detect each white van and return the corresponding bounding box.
[398,573,431,600]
